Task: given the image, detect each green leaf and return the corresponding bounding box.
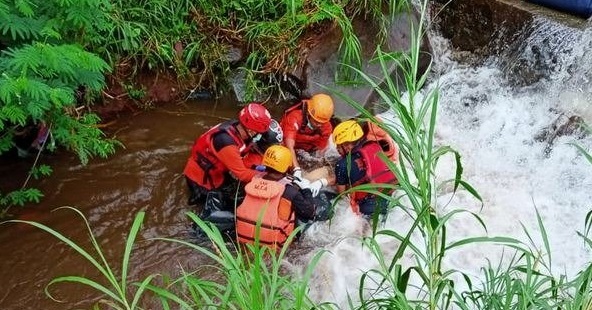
[46,276,123,304]
[570,142,592,165]
[121,212,145,296]
[445,236,522,251]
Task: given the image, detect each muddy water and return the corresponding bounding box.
[0,99,246,309]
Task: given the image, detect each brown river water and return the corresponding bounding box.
[0,98,257,309]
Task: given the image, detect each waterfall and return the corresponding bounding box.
[293,15,592,307]
[432,15,592,287]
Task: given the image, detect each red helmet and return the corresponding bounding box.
[239,103,272,133]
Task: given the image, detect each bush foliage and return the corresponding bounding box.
[0,0,117,214]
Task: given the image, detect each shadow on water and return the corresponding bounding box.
[0,98,245,309]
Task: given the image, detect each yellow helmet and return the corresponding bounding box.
[333,120,363,145]
[306,93,334,123]
[262,145,293,173]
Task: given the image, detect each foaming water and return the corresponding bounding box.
[433,19,592,282]
[294,18,592,307]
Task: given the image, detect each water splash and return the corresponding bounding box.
[292,16,592,307]
[429,17,592,287]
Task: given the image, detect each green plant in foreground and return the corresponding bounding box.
[3,208,327,309]
[5,0,592,308]
[569,122,592,165]
[326,1,501,308]
[3,207,153,309]
[148,212,327,309]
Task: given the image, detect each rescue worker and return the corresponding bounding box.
[293,117,399,198]
[332,119,398,217]
[235,145,316,250]
[183,103,272,209]
[279,93,335,180]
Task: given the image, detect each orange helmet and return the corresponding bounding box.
[306,93,334,124]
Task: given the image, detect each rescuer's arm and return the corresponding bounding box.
[216,145,258,182]
[212,132,258,182]
[316,122,333,153]
[284,137,301,171]
[281,112,302,170]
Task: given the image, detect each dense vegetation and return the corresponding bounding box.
[0,0,406,216]
[6,0,592,309]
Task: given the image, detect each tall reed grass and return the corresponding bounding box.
[322,0,592,308]
[147,212,327,309]
[3,207,325,309]
[4,207,152,309]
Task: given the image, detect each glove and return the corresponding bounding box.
[308,178,328,197]
[293,177,311,190]
[293,167,303,180]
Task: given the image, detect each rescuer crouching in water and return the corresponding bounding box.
[183,103,272,228]
[294,117,399,221]
[235,145,316,250]
[332,119,398,218]
[279,93,335,179]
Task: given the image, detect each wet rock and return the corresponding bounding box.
[285,8,433,117]
[432,0,585,56]
[433,0,587,86]
[277,72,307,100]
[461,93,489,108]
[496,19,581,86]
[534,113,587,154]
[225,46,244,65]
[186,89,213,100]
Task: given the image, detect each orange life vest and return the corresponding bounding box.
[235,177,295,249]
[350,141,398,214]
[183,120,248,189]
[363,120,398,162]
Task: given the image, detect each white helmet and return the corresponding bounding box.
[254,119,283,154]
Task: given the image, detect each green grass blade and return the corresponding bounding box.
[143,283,193,309]
[121,211,145,296]
[46,276,123,305]
[57,206,122,293]
[130,273,158,309]
[3,219,111,282]
[569,142,592,164]
[445,236,521,251]
[534,208,552,270]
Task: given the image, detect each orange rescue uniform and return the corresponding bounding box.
[184,121,258,190]
[280,102,332,153]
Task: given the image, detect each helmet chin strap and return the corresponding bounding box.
[303,106,316,130]
[238,123,252,140]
